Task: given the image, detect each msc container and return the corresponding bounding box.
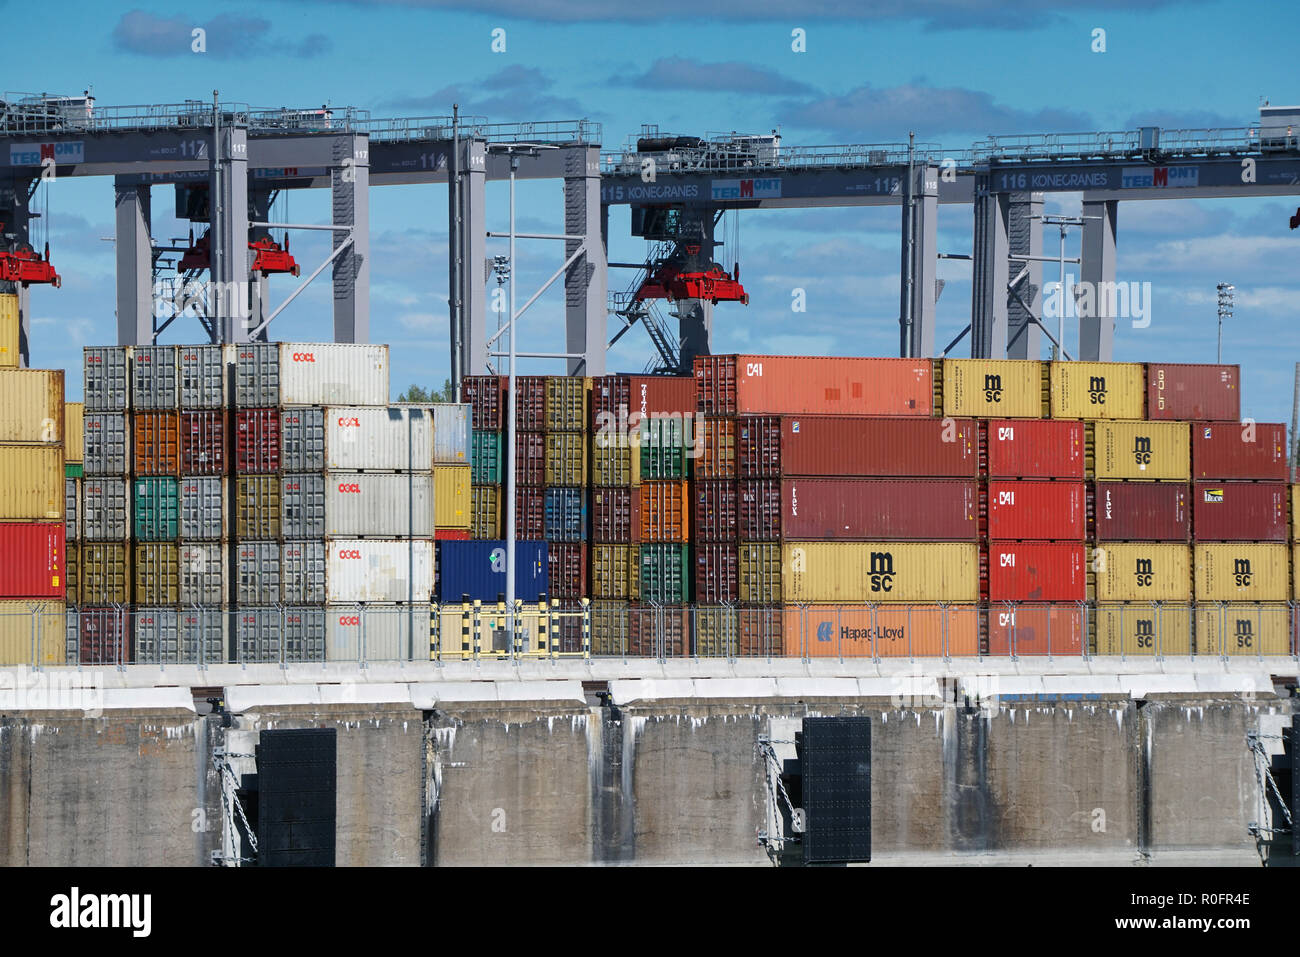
[591,375,696,425]
[544,487,586,542]
[1197,603,1291,656]
[985,419,1085,479]
[738,542,782,604]
[695,543,739,603]
[81,542,131,604]
[1092,543,1193,602]
[278,343,389,406]
[180,411,226,474]
[179,476,226,540]
[178,344,226,409]
[987,542,1086,602]
[326,605,427,662]
[82,477,130,540]
[461,375,504,430]
[236,541,281,604]
[329,539,437,603]
[65,477,79,542]
[941,359,1045,418]
[544,376,588,432]
[516,431,545,485]
[592,544,639,600]
[0,446,63,519]
[0,294,16,369]
[433,465,471,531]
[639,480,690,542]
[83,413,130,475]
[1194,543,1289,600]
[434,540,544,603]
[471,430,502,483]
[471,484,501,539]
[69,606,132,665]
[591,486,639,543]
[281,473,325,539]
[784,605,980,658]
[544,432,587,486]
[235,475,281,539]
[737,478,779,540]
[986,481,1084,541]
[325,406,433,471]
[280,407,325,471]
[1092,482,1190,542]
[0,523,63,598]
[985,605,1084,656]
[234,408,281,473]
[639,416,688,479]
[131,344,179,409]
[1146,362,1239,421]
[627,605,690,657]
[695,480,738,542]
[1094,604,1193,656]
[1091,420,1189,481]
[781,478,979,541]
[515,485,544,539]
[326,471,435,537]
[134,542,180,605]
[282,540,327,604]
[1191,422,1288,481]
[547,543,588,598]
[590,442,639,486]
[179,542,226,605]
[738,416,978,478]
[783,542,978,603]
[133,477,180,541]
[0,368,63,442]
[514,376,546,431]
[1193,482,1288,542]
[695,355,933,416]
[698,417,736,479]
[0,601,65,666]
[64,402,84,463]
[83,346,130,412]
[133,411,181,475]
[1048,361,1145,420]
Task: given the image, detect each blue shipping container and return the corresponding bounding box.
[543,487,587,542]
[436,539,549,603]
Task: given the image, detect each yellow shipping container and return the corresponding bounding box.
[0,369,63,443]
[1294,543,1300,600]
[1049,361,1145,420]
[782,541,979,603]
[64,402,84,463]
[0,445,63,519]
[134,542,180,605]
[80,542,132,604]
[1196,603,1291,656]
[590,442,640,486]
[1092,543,1193,602]
[433,465,472,530]
[0,600,66,666]
[0,294,18,369]
[1091,420,1189,480]
[592,544,639,599]
[1094,603,1193,656]
[1194,543,1289,601]
[545,432,587,486]
[941,358,1045,418]
[471,484,500,538]
[66,543,79,604]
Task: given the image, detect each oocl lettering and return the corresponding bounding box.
[291,352,316,362]
[983,373,1003,404]
[868,551,894,593]
[338,483,362,493]
[339,549,362,559]
[338,417,360,427]
[338,615,360,626]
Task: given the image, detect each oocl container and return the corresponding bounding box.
[1092,482,1190,542]
[236,541,281,604]
[738,416,978,478]
[1092,543,1193,602]
[180,411,226,474]
[325,472,435,537]
[0,600,65,665]
[1191,422,1288,481]
[638,480,689,542]
[781,478,979,541]
[1196,603,1290,656]
[783,542,979,603]
[941,359,1045,418]
[0,523,63,598]
[178,344,226,409]
[985,420,1085,479]
[987,542,1086,602]
[328,539,435,603]
[0,446,63,519]
[433,466,471,531]
[134,542,180,604]
[83,346,130,412]
[1194,543,1289,600]
[179,543,226,605]
[1094,604,1193,656]
[986,605,1084,656]
[0,369,63,442]
[82,477,131,540]
[1193,482,1288,542]
[133,411,181,475]
[1146,363,1239,421]
[179,476,226,540]
[784,604,980,658]
[694,480,738,542]
[131,344,179,409]
[324,406,434,471]
[694,543,739,603]
[326,605,429,661]
[986,481,1084,541]
[696,355,933,416]
[278,343,389,406]
[281,407,325,471]
[83,413,130,475]
[1048,361,1145,419]
[1092,420,1190,481]
[235,409,280,473]
[433,539,544,603]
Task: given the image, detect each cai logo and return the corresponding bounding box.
[816,620,834,643]
[983,373,1003,404]
[1087,375,1107,405]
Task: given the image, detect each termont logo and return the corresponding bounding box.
[868,551,895,593]
[49,887,151,937]
[983,373,1003,403]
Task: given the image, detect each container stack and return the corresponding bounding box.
[464,375,504,539]
[541,376,588,648]
[589,375,642,653]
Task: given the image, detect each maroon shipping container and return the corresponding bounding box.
[235,408,280,473]
[547,543,588,599]
[72,606,133,665]
[985,420,1086,479]
[1146,363,1240,421]
[461,375,504,430]
[738,479,781,540]
[515,486,545,539]
[180,410,227,475]
[986,481,1085,541]
[694,543,739,603]
[1191,422,1288,481]
[738,416,978,478]
[693,480,737,542]
[591,487,639,543]
[515,432,545,486]
[1092,482,1190,542]
[628,604,689,657]
[986,542,1086,602]
[0,522,63,598]
[1192,481,1288,542]
[591,375,695,425]
[780,479,979,541]
[513,376,546,431]
[738,608,783,656]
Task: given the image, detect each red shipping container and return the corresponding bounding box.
[434,529,471,540]
[1146,363,1239,421]
[72,606,133,665]
[986,481,1085,541]
[0,523,63,598]
[461,375,505,430]
[780,479,978,541]
[547,543,588,599]
[133,410,181,475]
[1192,481,1288,542]
[628,604,689,657]
[987,542,1086,602]
[985,605,1084,656]
[738,479,781,540]
[738,416,978,478]
[591,487,639,543]
[515,486,544,539]
[739,608,783,656]
[1092,482,1190,542]
[515,432,545,486]
[693,480,737,541]
[180,410,226,475]
[694,543,739,603]
[591,375,695,426]
[513,376,546,431]
[695,355,933,416]
[985,420,1085,479]
[1192,422,1288,481]
[235,409,280,473]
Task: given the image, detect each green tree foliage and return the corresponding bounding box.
[396,379,455,403]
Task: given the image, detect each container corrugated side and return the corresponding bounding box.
[179,476,226,540]
[179,542,226,605]
[131,344,179,409]
[0,446,63,519]
[430,403,471,464]
[699,417,736,478]
[1192,482,1288,542]
[985,605,1084,656]
[0,369,63,442]
[1094,605,1193,656]
[941,359,1044,418]
[0,523,63,599]
[987,542,1086,601]
[178,344,226,409]
[696,355,933,416]
[0,600,65,665]
[1092,420,1189,481]
[83,346,130,412]
[782,478,979,541]
[1092,482,1190,542]
[986,480,1085,541]
[64,402,83,463]
[740,416,978,478]
[278,343,389,406]
[782,542,979,603]
[433,539,544,603]
[986,419,1085,479]
[1048,361,1145,419]
[281,407,325,471]
[83,477,131,540]
[325,405,434,470]
[1191,422,1288,481]
[327,539,436,603]
[433,466,471,531]
[1196,604,1291,656]
[325,471,435,537]
[1146,363,1239,422]
[1194,543,1289,600]
[134,542,180,604]
[326,605,430,661]
[1092,543,1193,601]
[783,605,980,657]
[1293,486,1299,541]
[236,607,323,664]
[0,294,17,369]
[83,413,130,475]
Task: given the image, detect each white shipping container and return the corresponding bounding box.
[278,343,389,406]
[325,604,431,661]
[326,539,434,603]
[324,472,435,536]
[324,406,433,470]
[430,403,470,464]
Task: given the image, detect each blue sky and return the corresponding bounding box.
[10,0,1300,424]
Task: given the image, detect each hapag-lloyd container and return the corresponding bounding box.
[83,346,130,412]
[986,481,1085,541]
[180,411,226,474]
[1146,363,1239,421]
[591,375,696,424]
[985,419,1085,479]
[694,480,737,541]
[325,406,433,470]
[1196,603,1291,656]
[781,478,978,541]
[739,416,978,478]
[1193,481,1288,541]
[782,542,979,603]
[0,369,63,442]
[324,472,435,537]
[131,344,179,409]
[695,355,933,416]
[1091,420,1190,481]
[278,343,389,406]
[987,542,1086,602]
[1092,482,1190,541]
[0,523,63,598]
[327,539,435,603]
[941,359,1045,419]
[434,539,545,603]
[281,407,325,471]
[591,487,639,543]
[1048,361,1146,419]
[179,476,226,540]
[784,605,980,658]
[1192,422,1288,480]
[1092,543,1193,601]
[1194,543,1288,600]
[178,344,226,409]
[985,605,1084,656]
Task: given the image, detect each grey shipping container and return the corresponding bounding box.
[281,407,325,471]
[131,345,179,409]
[234,342,279,406]
[178,344,227,409]
[83,413,130,475]
[236,541,280,604]
[431,403,471,464]
[176,608,228,664]
[326,604,430,662]
[82,477,131,540]
[83,346,130,412]
[282,473,326,538]
[179,476,226,540]
[283,606,327,662]
[324,471,434,537]
[131,607,179,664]
[65,477,80,542]
[282,540,326,604]
[236,606,324,663]
[179,542,226,605]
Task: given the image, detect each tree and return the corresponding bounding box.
[396,379,455,403]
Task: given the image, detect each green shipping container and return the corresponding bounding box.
[471,430,503,484]
[134,476,180,541]
[640,416,688,479]
[65,463,83,478]
[639,543,690,604]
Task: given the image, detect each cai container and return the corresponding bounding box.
[325,405,434,471]
[0,523,63,599]
[327,539,436,603]
[1092,542,1193,602]
[985,419,1085,479]
[738,416,977,478]
[695,355,933,416]
[1192,481,1288,542]
[780,478,979,541]
[1091,420,1190,481]
[0,368,64,442]
[1191,422,1288,481]
[986,480,1085,541]
[782,541,979,604]
[277,343,389,406]
[941,359,1045,419]
[1092,482,1190,542]
[986,542,1086,602]
[1048,361,1145,419]
[434,539,545,603]
[985,605,1084,656]
[1146,363,1239,422]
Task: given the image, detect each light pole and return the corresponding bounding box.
[1216,282,1234,363]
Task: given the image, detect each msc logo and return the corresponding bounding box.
[337,417,361,427]
[291,352,316,362]
[983,373,1003,404]
[1133,558,1154,587]
[1233,558,1252,587]
[1234,618,1254,649]
[1135,619,1155,649]
[1203,488,1224,503]
[338,549,362,559]
[1088,375,1107,405]
[816,621,834,642]
[869,551,894,592]
[1132,436,1151,465]
[337,482,362,493]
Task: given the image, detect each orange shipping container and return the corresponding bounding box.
[638,480,690,542]
[695,355,933,417]
[986,605,1084,656]
[133,411,181,475]
[783,604,978,658]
